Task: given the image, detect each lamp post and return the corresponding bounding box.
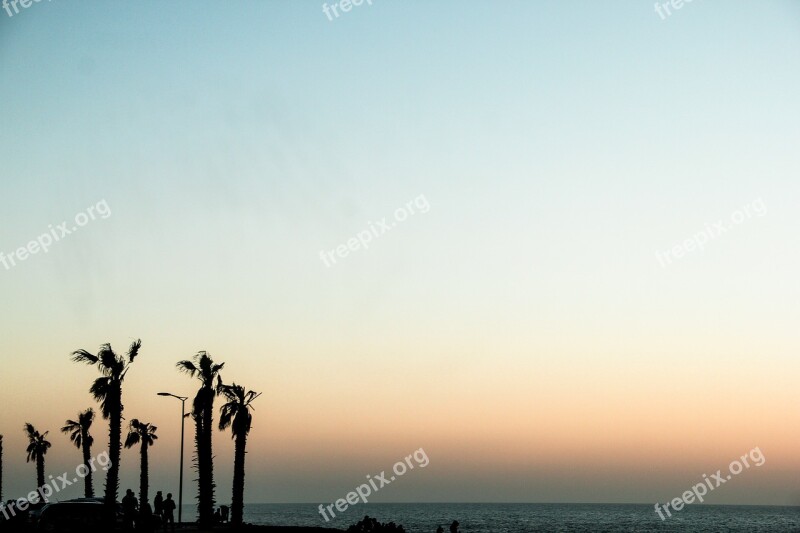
[158,392,188,525]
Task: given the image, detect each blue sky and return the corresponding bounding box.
[1,0,800,507]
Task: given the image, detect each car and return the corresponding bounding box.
[36,500,117,532]
[58,497,123,514]
[27,500,49,522]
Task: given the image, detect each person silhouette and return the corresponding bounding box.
[153,491,163,519]
[162,493,176,531]
[122,489,138,530]
[449,520,460,533]
[436,527,444,533]
[139,501,154,532]
[220,505,229,522]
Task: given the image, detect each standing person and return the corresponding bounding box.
[138,502,154,532]
[153,491,164,520]
[162,493,176,532]
[449,520,460,533]
[122,489,139,531]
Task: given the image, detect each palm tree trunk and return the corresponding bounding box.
[140,441,149,505]
[82,440,94,498]
[204,405,215,521]
[106,386,122,506]
[194,416,207,527]
[231,432,247,527]
[198,401,216,529]
[36,455,45,491]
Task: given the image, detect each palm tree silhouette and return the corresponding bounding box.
[177,351,224,529]
[61,408,96,498]
[24,423,51,494]
[72,338,142,507]
[218,383,261,527]
[124,419,158,507]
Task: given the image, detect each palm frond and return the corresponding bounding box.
[61,420,82,448]
[23,424,51,461]
[79,409,94,427]
[126,418,157,448]
[97,344,121,374]
[61,419,79,433]
[217,383,260,437]
[219,403,235,431]
[90,377,113,417]
[127,338,142,362]
[71,349,99,365]
[176,360,198,377]
[90,377,111,401]
[124,431,140,448]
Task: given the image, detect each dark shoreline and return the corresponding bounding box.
[238,525,344,533]
[177,526,345,532]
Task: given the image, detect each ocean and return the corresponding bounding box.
[178,503,800,532]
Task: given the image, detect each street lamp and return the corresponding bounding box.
[158,392,188,525]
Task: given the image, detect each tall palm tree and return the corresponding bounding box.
[72,338,142,507]
[218,383,261,527]
[177,351,224,528]
[61,408,95,497]
[24,424,51,493]
[124,419,158,507]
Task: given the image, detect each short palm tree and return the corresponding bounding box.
[177,351,224,529]
[124,419,158,507]
[72,338,142,506]
[219,383,261,527]
[61,408,95,497]
[24,423,51,493]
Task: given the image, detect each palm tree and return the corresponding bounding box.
[218,383,261,527]
[124,419,158,507]
[176,351,224,528]
[72,338,142,507]
[24,424,51,493]
[61,408,95,497]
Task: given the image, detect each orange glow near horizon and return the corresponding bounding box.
[0,327,798,505]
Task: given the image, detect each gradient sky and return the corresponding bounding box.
[1,0,800,515]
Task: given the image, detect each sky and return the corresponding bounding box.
[1,0,800,515]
